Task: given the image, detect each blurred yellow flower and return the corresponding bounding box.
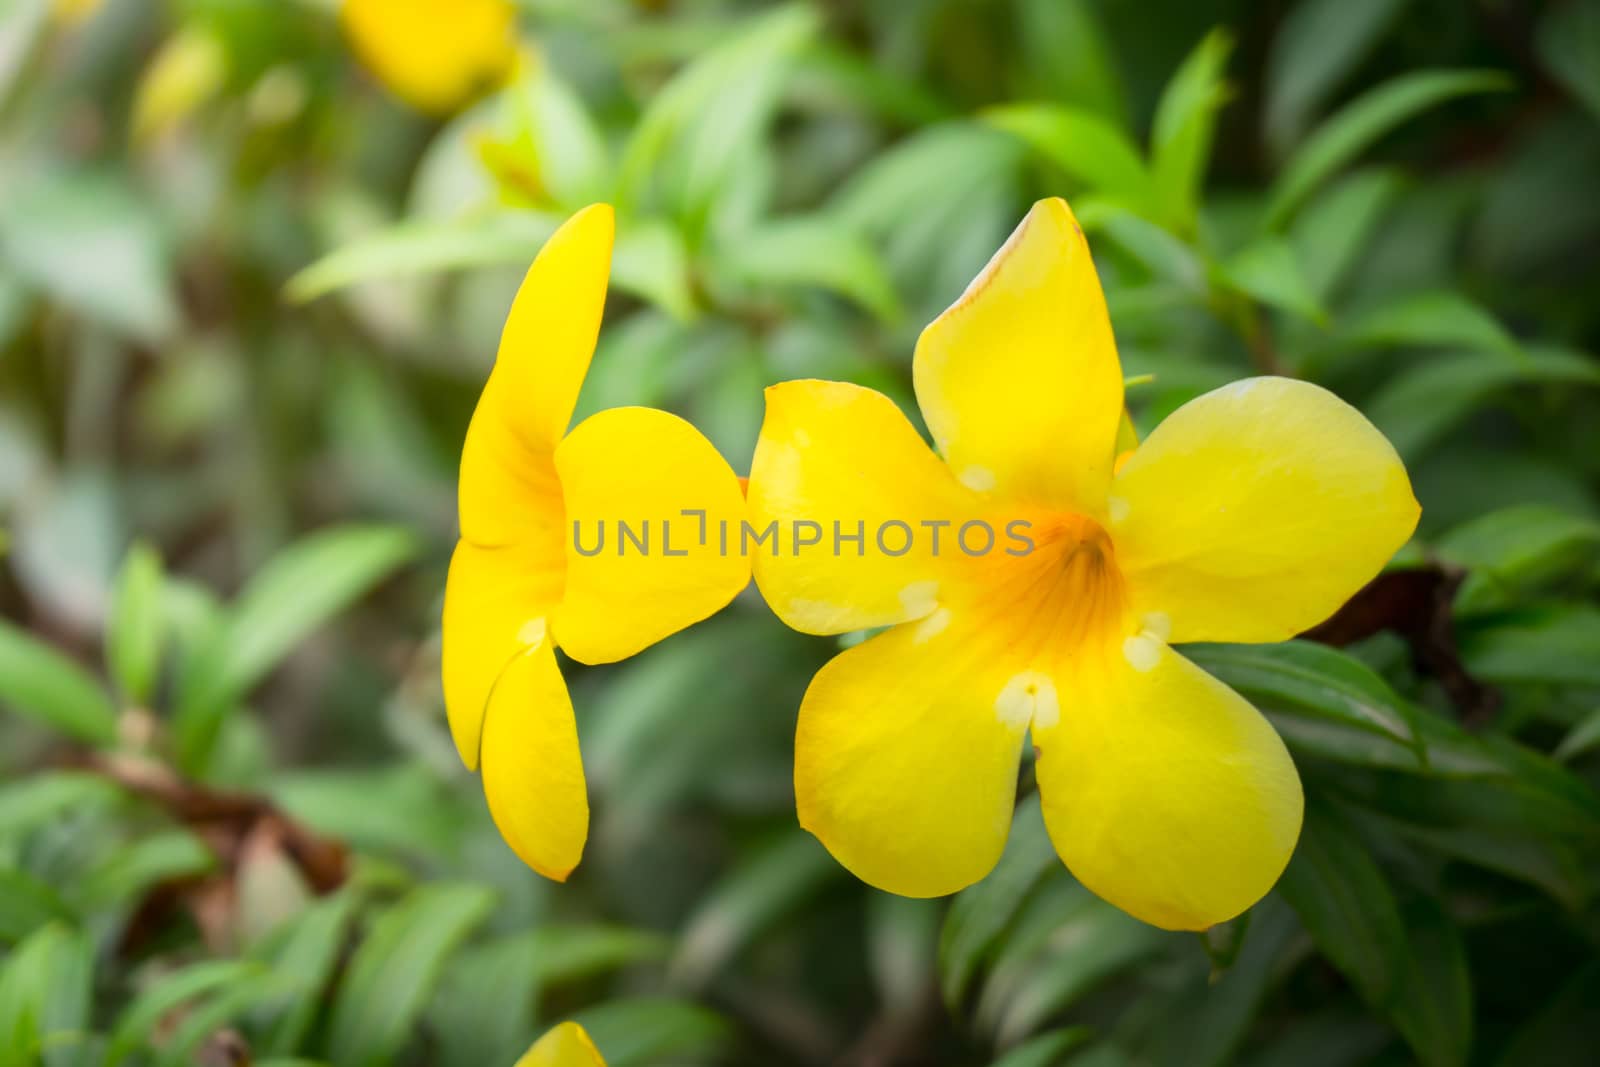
[443,204,748,880]
[747,197,1420,930]
[513,1021,605,1066]
[131,26,228,144]
[341,0,516,114]
[51,0,102,26]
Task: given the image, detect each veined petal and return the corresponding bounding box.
[1111,376,1420,644]
[914,197,1124,513]
[342,0,516,115]
[441,540,562,770]
[481,639,587,880]
[748,380,976,635]
[460,204,613,547]
[795,617,1028,898]
[552,407,748,664]
[1034,641,1302,931]
[514,1021,606,1067]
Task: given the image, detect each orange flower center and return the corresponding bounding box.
[956,510,1131,667]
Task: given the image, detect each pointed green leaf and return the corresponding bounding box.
[1150,29,1233,232]
[325,883,495,1067]
[106,541,166,706]
[1265,0,1410,155]
[0,621,117,746]
[1267,70,1509,227]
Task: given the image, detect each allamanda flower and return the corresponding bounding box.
[342,0,517,115]
[747,197,1420,930]
[514,1021,605,1066]
[444,204,747,879]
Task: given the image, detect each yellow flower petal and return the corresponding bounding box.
[795,619,1027,898]
[480,639,587,880]
[552,407,749,665]
[747,380,975,635]
[1033,641,1302,931]
[514,1021,606,1067]
[342,0,516,114]
[459,203,613,547]
[1111,377,1420,644]
[441,540,561,770]
[913,197,1124,513]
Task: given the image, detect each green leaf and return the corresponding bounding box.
[715,214,901,322]
[1013,0,1125,122]
[156,970,287,1067]
[1185,641,1423,770]
[987,1027,1095,1067]
[103,959,265,1066]
[1077,203,1206,292]
[1217,238,1328,324]
[324,883,495,1067]
[0,773,120,841]
[1339,739,1600,907]
[498,59,612,208]
[830,122,1024,309]
[429,936,543,1067]
[1264,0,1411,156]
[792,43,950,126]
[1266,70,1509,227]
[1535,0,1600,121]
[76,829,215,911]
[1345,290,1518,356]
[982,104,1155,211]
[1136,898,1304,1067]
[1277,802,1410,1012]
[0,171,179,343]
[1459,604,1600,689]
[0,620,117,746]
[0,923,93,1067]
[8,470,121,632]
[0,869,69,943]
[940,794,1058,1008]
[259,890,359,1056]
[285,211,695,320]
[174,523,417,773]
[270,766,462,857]
[981,895,1164,1046]
[671,829,842,989]
[609,220,698,322]
[285,211,560,302]
[1554,707,1600,763]
[616,4,818,229]
[1150,29,1233,232]
[1391,896,1472,1067]
[572,997,732,1067]
[1290,168,1404,300]
[1437,506,1600,613]
[966,872,1163,1046]
[524,924,672,990]
[106,541,165,706]
[1364,345,1600,459]
[432,921,666,1067]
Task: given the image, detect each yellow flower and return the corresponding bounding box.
[514,1021,605,1066]
[51,0,103,26]
[747,197,1420,930]
[443,204,748,879]
[341,0,516,115]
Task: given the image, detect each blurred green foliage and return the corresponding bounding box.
[2,0,1599,1064]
